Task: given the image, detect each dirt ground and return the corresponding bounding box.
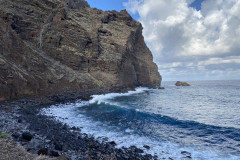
[0,138,65,160]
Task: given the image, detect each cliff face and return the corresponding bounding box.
[0,0,161,102]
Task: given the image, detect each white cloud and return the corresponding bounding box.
[123,0,143,14]
[186,0,195,5]
[124,0,240,80]
[198,56,240,66]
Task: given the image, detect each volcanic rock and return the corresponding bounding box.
[12,132,20,139]
[38,148,48,155]
[143,145,150,149]
[0,0,161,102]
[22,132,33,141]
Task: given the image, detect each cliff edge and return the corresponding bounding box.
[0,0,161,102]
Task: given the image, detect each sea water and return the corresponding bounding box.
[42,80,240,160]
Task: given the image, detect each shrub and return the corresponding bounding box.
[0,133,7,138]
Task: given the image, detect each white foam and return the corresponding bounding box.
[41,103,239,160]
[89,87,150,105]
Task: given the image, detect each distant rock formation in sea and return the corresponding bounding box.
[175,81,190,86]
[0,0,161,102]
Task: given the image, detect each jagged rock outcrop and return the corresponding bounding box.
[0,0,161,102]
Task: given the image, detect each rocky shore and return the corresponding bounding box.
[0,91,158,160]
[0,0,162,159]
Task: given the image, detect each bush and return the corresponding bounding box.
[0,133,7,138]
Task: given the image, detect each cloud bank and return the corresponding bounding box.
[124,0,240,81]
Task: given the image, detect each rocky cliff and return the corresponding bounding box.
[0,0,161,102]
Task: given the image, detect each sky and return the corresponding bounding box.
[86,0,140,19]
[86,0,240,81]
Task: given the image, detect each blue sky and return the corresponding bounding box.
[86,0,127,11]
[86,0,203,19]
[85,0,240,81]
[86,0,140,19]
[189,0,205,11]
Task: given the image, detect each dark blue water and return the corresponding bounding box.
[43,80,240,160]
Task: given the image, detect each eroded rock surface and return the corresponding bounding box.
[0,0,161,102]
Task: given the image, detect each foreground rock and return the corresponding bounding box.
[158,86,165,90]
[175,81,190,86]
[0,138,59,160]
[0,0,161,102]
[22,132,33,141]
[0,98,159,160]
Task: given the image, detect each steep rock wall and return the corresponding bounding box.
[0,0,161,102]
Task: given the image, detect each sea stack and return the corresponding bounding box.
[0,0,161,102]
[175,81,190,86]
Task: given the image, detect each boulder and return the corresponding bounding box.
[12,132,20,139]
[22,132,33,141]
[54,142,63,151]
[175,81,190,86]
[50,150,60,157]
[38,148,48,155]
[143,145,150,149]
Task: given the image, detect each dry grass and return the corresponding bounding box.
[0,138,65,160]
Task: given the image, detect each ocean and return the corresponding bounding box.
[42,80,240,160]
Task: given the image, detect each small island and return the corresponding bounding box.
[175,81,190,86]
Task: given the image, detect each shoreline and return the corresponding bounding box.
[0,90,158,160]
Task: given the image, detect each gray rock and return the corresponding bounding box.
[50,150,60,157]
[38,148,48,155]
[12,132,20,139]
[22,132,33,141]
[143,145,150,149]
